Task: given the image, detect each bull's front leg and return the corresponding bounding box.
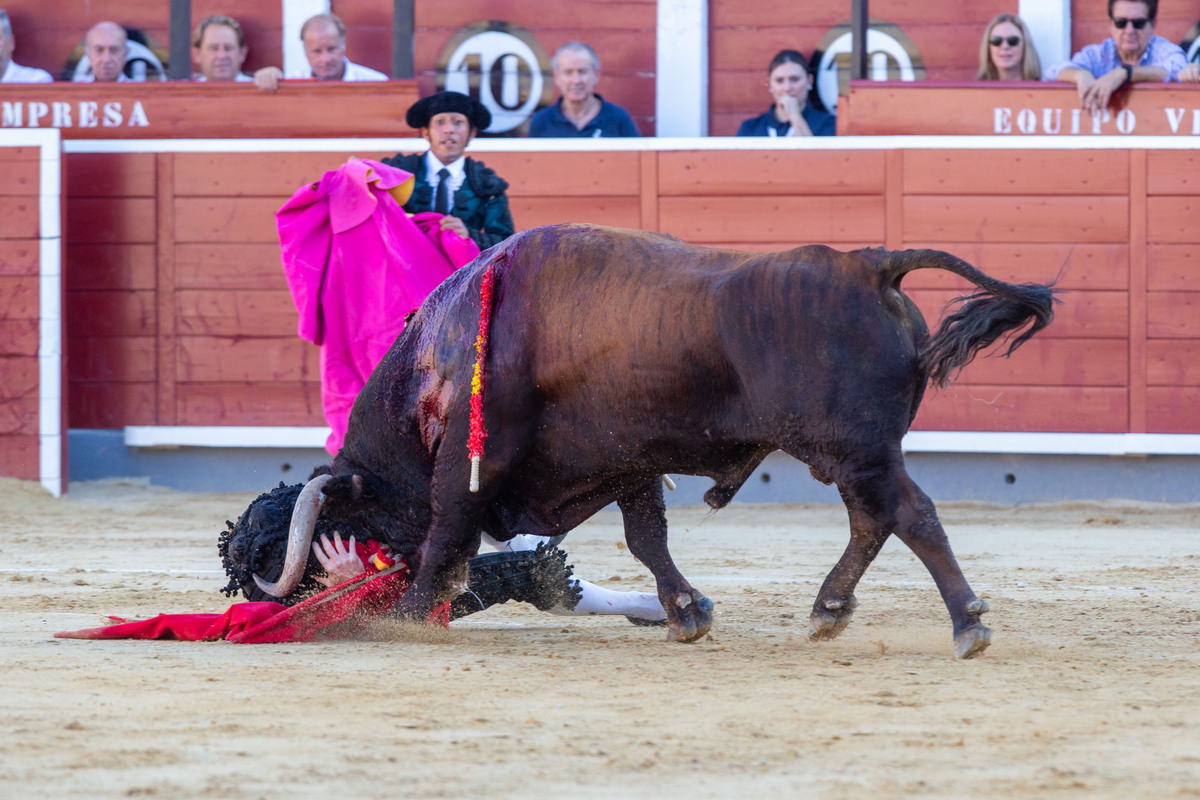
[619,478,712,642]
[391,477,482,623]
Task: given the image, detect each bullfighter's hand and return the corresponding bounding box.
[438,214,470,239]
[313,531,367,587]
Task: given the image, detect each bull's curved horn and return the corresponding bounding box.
[252,473,333,597]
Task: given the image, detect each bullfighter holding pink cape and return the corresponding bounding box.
[275,157,480,455]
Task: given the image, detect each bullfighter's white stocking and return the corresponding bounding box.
[481,533,667,622]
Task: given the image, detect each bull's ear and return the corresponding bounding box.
[321,474,373,505]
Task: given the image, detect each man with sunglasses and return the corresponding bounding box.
[1044,0,1186,116]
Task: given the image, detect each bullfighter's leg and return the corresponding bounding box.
[485,533,666,623]
[618,477,712,642]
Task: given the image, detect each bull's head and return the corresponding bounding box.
[220,469,430,605]
[219,472,376,604]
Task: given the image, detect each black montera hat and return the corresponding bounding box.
[406,91,492,131]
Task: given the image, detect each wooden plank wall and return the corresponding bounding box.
[0,145,42,480]
[897,150,1131,433]
[62,145,1200,436]
[1145,150,1200,433]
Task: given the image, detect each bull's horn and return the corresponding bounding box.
[253,474,333,597]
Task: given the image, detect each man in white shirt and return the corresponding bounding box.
[253,12,386,93]
[0,9,53,83]
[73,21,131,83]
[192,14,253,82]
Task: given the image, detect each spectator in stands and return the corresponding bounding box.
[253,12,386,93]
[737,50,835,137]
[1044,0,1186,115]
[0,9,52,82]
[976,14,1043,80]
[528,42,639,137]
[75,21,130,83]
[192,14,251,82]
[382,91,515,250]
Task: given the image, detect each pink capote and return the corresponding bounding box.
[276,158,480,455]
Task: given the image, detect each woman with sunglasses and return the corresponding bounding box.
[976,14,1042,80]
[1044,0,1187,116]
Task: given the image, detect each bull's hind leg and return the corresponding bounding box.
[826,453,991,659]
[890,474,991,659]
[619,478,712,642]
[816,448,993,662]
[807,505,890,641]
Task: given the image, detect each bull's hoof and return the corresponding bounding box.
[807,595,858,641]
[666,594,713,643]
[954,623,992,659]
[387,587,437,624]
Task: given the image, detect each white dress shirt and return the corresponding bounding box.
[2,60,54,83]
[425,151,467,209]
[292,59,387,81]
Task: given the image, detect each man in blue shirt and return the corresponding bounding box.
[528,42,640,138]
[1044,0,1186,115]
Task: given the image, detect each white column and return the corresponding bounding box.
[282,0,331,75]
[656,0,708,137]
[36,130,63,496]
[1020,0,1071,71]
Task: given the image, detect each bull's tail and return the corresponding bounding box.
[884,249,1059,388]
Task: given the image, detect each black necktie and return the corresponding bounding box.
[434,167,450,214]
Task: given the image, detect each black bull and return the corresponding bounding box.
[250,223,1057,658]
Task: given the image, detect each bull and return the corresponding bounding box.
[239,223,1056,659]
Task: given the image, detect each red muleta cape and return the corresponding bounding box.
[55,540,450,643]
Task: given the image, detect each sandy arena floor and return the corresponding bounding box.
[1,476,1198,799]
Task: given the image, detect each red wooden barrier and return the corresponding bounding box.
[841,81,1200,136]
[0,138,61,489]
[1,82,419,139]
[59,140,1200,440]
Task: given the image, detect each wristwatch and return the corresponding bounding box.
[1121,63,1133,84]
